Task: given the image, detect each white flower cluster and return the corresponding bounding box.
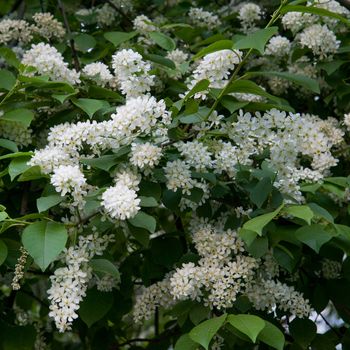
[82,62,114,87]
[133,14,157,32]
[133,276,175,323]
[299,24,340,59]
[0,19,33,44]
[31,95,170,218]
[229,109,341,200]
[184,49,242,99]
[321,259,342,279]
[188,7,221,29]
[32,13,65,40]
[265,35,291,57]
[101,179,140,220]
[166,49,188,78]
[112,49,154,97]
[51,165,87,208]
[48,233,114,332]
[0,119,32,147]
[21,43,80,84]
[238,3,262,33]
[344,113,350,130]
[130,142,162,170]
[281,12,316,33]
[96,3,118,26]
[170,224,255,310]
[246,279,312,318]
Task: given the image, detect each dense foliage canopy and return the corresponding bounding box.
[1,0,350,349]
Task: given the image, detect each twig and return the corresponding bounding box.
[57,0,81,71]
[105,0,133,27]
[20,183,29,215]
[319,312,342,338]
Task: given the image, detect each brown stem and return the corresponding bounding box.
[20,183,29,215]
[57,0,81,71]
[105,0,133,26]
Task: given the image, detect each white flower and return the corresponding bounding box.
[32,12,65,40]
[281,12,316,33]
[188,7,221,29]
[238,3,262,33]
[299,24,340,59]
[112,49,154,97]
[101,182,140,220]
[130,142,162,169]
[82,62,113,86]
[0,19,33,44]
[133,15,157,32]
[164,159,195,194]
[22,43,80,84]
[265,35,291,57]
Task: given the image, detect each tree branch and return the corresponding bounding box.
[105,0,133,27]
[57,0,81,71]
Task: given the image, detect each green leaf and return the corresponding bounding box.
[283,205,314,225]
[128,211,156,233]
[280,5,350,27]
[184,79,210,100]
[225,80,286,105]
[79,288,113,327]
[90,259,120,279]
[37,195,64,213]
[104,31,138,47]
[0,239,8,265]
[308,202,334,223]
[145,53,176,69]
[8,156,31,181]
[189,314,227,350]
[233,27,279,54]
[227,314,265,343]
[22,221,68,271]
[192,40,234,60]
[0,139,18,152]
[289,318,317,347]
[71,98,110,118]
[74,33,96,52]
[139,196,158,207]
[1,108,34,127]
[249,177,273,208]
[149,31,176,51]
[318,60,347,75]
[0,47,20,68]
[220,97,249,112]
[246,71,320,94]
[80,154,122,171]
[174,334,198,350]
[18,166,46,182]
[0,69,16,90]
[295,224,333,253]
[258,321,285,350]
[242,204,284,236]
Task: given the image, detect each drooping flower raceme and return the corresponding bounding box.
[183,49,242,99]
[21,43,80,84]
[111,49,154,97]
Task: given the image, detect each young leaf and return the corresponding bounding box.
[149,32,176,51]
[80,154,122,172]
[174,334,198,350]
[233,27,279,54]
[79,288,113,327]
[0,139,18,153]
[189,314,227,350]
[184,79,210,100]
[37,195,64,213]
[89,259,120,279]
[258,321,285,350]
[104,31,138,47]
[295,224,333,253]
[242,204,284,236]
[128,211,156,233]
[8,156,31,181]
[22,221,68,271]
[74,33,96,52]
[71,98,110,118]
[1,109,34,127]
[227,314,265,343]
[283,205,314,225]
[0,69,16,90]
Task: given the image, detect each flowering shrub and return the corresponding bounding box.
[0,0,350,349]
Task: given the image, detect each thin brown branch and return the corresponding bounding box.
[57,0,81,71]
[105,0,133,27]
